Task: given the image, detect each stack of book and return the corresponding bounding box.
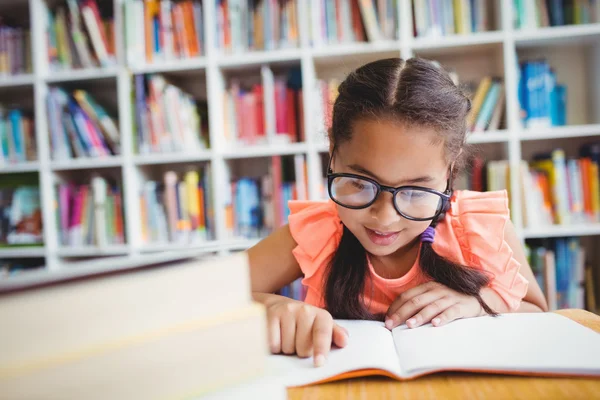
[140,168,214,245]
[133,74,208,154]
[56,175,125,248]
[225,155,308,239]
[466,76,505,132]
[0,21,31,76]
[0,107,36,165]
[47,88,120,160]
[518,59,567,129]
[0,252,271,398]
[310,0,398,45]
[526,237,591,311]
[0,174,42,246]
[520,145,600,228]
[224,68,303,147]
[47,0,116,70]
[216,0,299,53]
[412,0,494,37]
[124,0,204,66]
[514,0,598,29]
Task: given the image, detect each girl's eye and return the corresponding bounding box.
[350,180,366,190]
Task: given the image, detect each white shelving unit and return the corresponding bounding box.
[1,0,600,275]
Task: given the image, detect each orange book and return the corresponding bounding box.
[580,158,592,219]
[197,185,205,231]
[276,314,600,388]
[144,0,160,62]
[182,1,199,56]
[113,189,124,244]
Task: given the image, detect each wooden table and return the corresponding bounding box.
[288,309,600,400]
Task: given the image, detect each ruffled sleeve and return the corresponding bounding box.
[288,200,343,292]
[434,190,529,311]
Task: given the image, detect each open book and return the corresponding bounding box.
[270,313,600,387]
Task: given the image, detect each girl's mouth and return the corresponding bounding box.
[365,227,400,246]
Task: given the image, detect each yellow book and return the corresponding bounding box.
[467,77,492,130]
[532,159,558,223]
[185,171,200,231]
[454,0,464,34]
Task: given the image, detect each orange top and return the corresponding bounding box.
[288,190,529,315]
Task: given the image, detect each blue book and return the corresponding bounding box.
[8,110,25,162]
[552,85,567,126]
[555,238,569,308]
[470,0,477,32]
[548,0,565,26]
[567,238,580,308]
[153,17,160,55]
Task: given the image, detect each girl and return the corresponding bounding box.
[248,57,548,368]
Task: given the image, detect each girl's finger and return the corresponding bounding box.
[268,315,282,354]
[332,323,349,349]
[406,297,458,328]
[312,313,334,367]
[295,307,316,358]
[432,303,465,327]
[386,286,447,329]
[386,282,444,323]
[280,310,297,355]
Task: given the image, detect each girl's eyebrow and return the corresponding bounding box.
[347,164,436,185]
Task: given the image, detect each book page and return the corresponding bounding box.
[392,313,600,378]
[269,320,401,387]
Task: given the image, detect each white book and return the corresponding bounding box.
[91,175,107,247]
[271,313,600,388]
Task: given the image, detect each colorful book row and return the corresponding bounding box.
[522,145,600,227]
[47,0,116,70]
[217,0,299,53]
[47,88,120,160]
[224,67,304,147]
[310,0,398,45]
[124,0,204,66]
[514,0,599,29]
[466,76,505,132]
[0,24,31,77]
[413,0,493,38]
[134,74,208,154]
[526,237,589,311]
[140,168,214,244]
[57,176,125,247]
[0,108,36,165]
[225,155,308,238]
[518,59,567,129]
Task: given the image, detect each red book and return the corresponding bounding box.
[275,80,287,135]
[252,84,265,138]
[286,88,297,143]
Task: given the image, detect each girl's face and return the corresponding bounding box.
[331,119,450,258]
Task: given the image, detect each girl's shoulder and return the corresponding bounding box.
[436,189,511,256]
[287,200,344,280]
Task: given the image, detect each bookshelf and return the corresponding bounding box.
[0,0,599,282]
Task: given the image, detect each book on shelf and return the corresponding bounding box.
[140,167,214,245]
[0,107,36,165]
[47,0,116,71]
[526,237,587,311]
[412,0,494,38]
[518,59,567,129]
[520,144,600,228]
[0,20,31,77]
[225,155,308,239]
[224,67,303,147]
[217,0,299,53]
[47,87,120,160]
[56,175,125,247]
[272,313,600,388]
[464,76,505,132]
[514,0,599,30]
[124,0,204,66]
[0,174,42,246]
[133,74,208,154]
[309,0,398,46]
[0,252,270,399]
[278,277,306,301]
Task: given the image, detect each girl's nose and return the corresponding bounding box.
[369,191,400,225]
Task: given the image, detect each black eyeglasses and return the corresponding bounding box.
[326,152,452,221]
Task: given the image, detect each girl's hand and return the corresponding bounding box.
[266,296,349,367]
[385,281,483,330]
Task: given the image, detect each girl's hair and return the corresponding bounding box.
[324,57,497,320]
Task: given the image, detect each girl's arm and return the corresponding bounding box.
[247,224,302,295]
[480,219,549,314]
